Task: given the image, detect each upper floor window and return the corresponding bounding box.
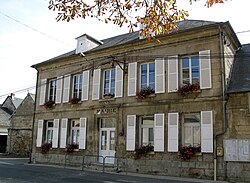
[103,69,116,96]
[181,56,199,85]
[140,116,154,146]
[72,74,83,99]
[140,63,155,90]
[70,119,80,145]
[183,113,200,147]
[48,79,57,102]
[46,121,53,144]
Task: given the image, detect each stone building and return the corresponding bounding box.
[7,93,35,156]
[0,95,22,153]
[31,20,249,181]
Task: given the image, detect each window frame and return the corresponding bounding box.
[180,55,200,85]
[72,74,83,99]
[70,119,80,146]
[48,79,57,102]
[140,62,155,90]
[46,121,54,144]
[139,116,154,147]
[182,113,201,147]
[103,68,116,96]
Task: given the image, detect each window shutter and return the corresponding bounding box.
[92,69,101,100]
[79,118,87,149]
[52,119,59,148]
[199,50,212,89]
[115,64,123,98]
[126,115,136,151]
[60,118,68,148]
[155,58,165,94]
[201,111,213,153]
[82,70,89,101]
[63,75,71,103]
[36,120,44,147]
[128,62,137,96]
[55,76,63,104]
[154,113,165,152]
[168,56,178,93]
[168,113,179,152]
[39,79,47,105]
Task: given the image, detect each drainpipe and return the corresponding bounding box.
[213,25,228,181]
[29,69,39,163]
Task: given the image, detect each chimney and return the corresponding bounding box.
[75,34,103,54]
[10,93,15,100]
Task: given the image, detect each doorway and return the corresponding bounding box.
[99,118,116,164]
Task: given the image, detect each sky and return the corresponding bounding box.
[0,0,250,103]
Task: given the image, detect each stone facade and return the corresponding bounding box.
[7,93,34,156]
[31,20,249,182]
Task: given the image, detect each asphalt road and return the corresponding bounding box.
[0,158,215,183]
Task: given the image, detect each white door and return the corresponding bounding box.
[99,119,116,164]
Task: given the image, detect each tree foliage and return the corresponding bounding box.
[48,0,226,38]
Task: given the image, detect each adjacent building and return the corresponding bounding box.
[31,20,249,182]
[0,94,22,153]
[7,93,35,156]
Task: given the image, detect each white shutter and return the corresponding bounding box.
[168,55,178,93]
[201,111,213,153]
[154,113,165,152]
[63,75,71,103]
[55,76,63,104]
[82,70,89,101]
[128,62,137,96]
[92,69,101,100]
[168,113,179,152]
[155,58,165,94]
[60,118,68,148]
[126,115,136,151]
[115,64,124,98]
[39,79,47,105]
[36,120,44,147]
[199,50,212,89]
[79,118,87,149]
[52,119,59,148]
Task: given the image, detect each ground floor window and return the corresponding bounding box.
[140,117,154,146]
[70,119,80,145]
[46,121,53,144]
[183,113,201,147]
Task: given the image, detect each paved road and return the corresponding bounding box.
[0,158,222,183]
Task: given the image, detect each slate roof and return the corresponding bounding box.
[12,98,23,109]
[227,44,250,93]
[32,19,239,68]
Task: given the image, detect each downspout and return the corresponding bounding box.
[213,25,228,181]
[29,69,39,163]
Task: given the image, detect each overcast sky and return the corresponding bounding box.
[0,0,250,103]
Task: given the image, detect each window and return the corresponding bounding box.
[70,119,80,145]
[140,63,155,90]
[183,113,200,146]
[103,69,115,95]
[46,121,53,144]
[181,56,199,85]
[72,74,83,99]
[48,79,57,101]
[140,117,154,146]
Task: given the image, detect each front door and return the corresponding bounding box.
[99,118,116,164]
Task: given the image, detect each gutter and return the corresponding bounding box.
[29,69,39,163]
[213,25,228,181]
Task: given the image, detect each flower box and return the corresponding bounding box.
[136,87,155,99]
[41,143,52,154]
[65,143,79,154]
[103,93,114,99]
[69,97,81,104]
[177,83,200,97]
[43,100,55,109]
[134,144,154,160]
[178,145,201,160]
